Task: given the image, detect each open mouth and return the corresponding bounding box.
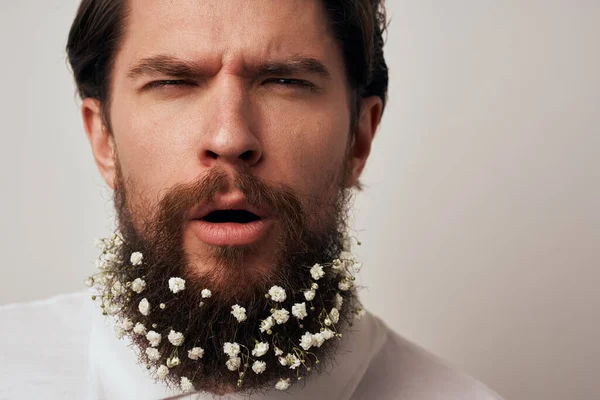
[201,209,262,224]
[188,197,273,246]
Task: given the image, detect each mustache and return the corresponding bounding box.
[115,166,307,248]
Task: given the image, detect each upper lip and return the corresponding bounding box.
[187,194,271,220]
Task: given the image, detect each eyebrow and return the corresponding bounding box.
[126,54,332,81]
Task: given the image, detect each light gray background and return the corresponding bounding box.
[1,1,599,399]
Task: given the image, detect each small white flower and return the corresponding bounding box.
[104,253,117,263]
[188,347,204,360]
[332,259,342,271]
[167,356,180,368]
[130,252,143,266]
[95,258,108,270]
[311,333,325,348]
[131,278,146,294]
[146,330,162,347]
[310,263,325,280]
[338,279,352,291]
[274,347,283,356]
[120,318,134,331]
[356,308,366,319]
[226,356,241,371]
[145,347,160,361]
[343,236,352,251]
[231,305,247,322]
[260,316,275,333]
[251,342,269,357]
[95,238,106,251]
[312,282,319,290]
[168,330,185,346]
[321,329,335,340]
[111,281,125,296]
[335,293,344,309]
[113,234,123,247]
[168,277,186,294]
[133,323,146,335]
[180,376,195,392]
[114,326,125,340]
[201,288,212,298]
[324,318,332,326]
[223,342,240,358]
[268,286,287,302]
[304,290,316,301]
[252,360,266,374]
[300,332,313,350]
[138,298,150,316]
[106,302,121,315]
[156,365,169,380]
[271,308,290,325]
[329,308,340,324]
[275,378,291,391]
[85,277,94,288]
[281,354,301,369]
[292,302,308,320]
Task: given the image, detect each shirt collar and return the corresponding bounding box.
[87,307,388,400]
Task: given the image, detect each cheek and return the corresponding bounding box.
[260,106,350,195]
[111,101,197,198]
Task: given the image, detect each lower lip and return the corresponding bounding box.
[188,219,274,246]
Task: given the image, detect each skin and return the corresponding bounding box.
[82,0,382,277]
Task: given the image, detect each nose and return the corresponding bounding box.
[198,77,262,169]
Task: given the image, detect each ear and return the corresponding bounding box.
[346,95,383,188]
[82,98,117,190]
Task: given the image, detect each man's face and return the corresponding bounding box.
[82,0,382,392]
[103,0,357,279]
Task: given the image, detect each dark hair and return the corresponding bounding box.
[66,0,389,129]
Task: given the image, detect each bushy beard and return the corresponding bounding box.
[89,163,363,396]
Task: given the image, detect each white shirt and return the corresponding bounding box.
[0,292,503,400]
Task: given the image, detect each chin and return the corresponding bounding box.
[182,239,281,296]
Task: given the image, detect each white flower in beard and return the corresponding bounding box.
[138,298,150,316]
[180,376,195,392]
[304,290,316,301]
[145,347,160,361]
[251,342,269,357]
[268,286,287,302]
[133,323,146,335]
[292,302,308,320]
[275,378,291,391]
[223,342,240,358]
[271,308,290,325]
[146,330,161,347]
[168,330,185,346]
[226,357,241,371]
[231,304,247,322]
[260,316,275,332]
[131,278,146,294]
[156,365,169,380]
[130,252,143,266]
[252,360,266,374]
[168,277,186,294]
[310,263,325,280]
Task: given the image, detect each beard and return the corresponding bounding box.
[88,160,363,396]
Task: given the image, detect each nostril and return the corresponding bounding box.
[239,150,255,162]
[206,150,219,160]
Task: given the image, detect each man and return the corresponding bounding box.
[1,0,503,399]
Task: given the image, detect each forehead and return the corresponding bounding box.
[117,0,342,76]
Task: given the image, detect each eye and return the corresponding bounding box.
[265,78,315,90]
[145,80,195,89]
